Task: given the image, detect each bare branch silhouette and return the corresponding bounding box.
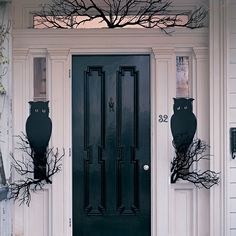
[32,0,207,31]
[8,134,64,206]
[171,139,220,189]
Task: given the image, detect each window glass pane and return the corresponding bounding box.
[33,15,188,29]
[34,57,47,101]
[176,56,189,98]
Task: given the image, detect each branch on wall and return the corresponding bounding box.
[32,0,207,31]
[171,139,220,189]
[8,134,64,206]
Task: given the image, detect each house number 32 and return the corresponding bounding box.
[158,115,168,123]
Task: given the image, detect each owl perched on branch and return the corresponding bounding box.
[170,98,197,153]
[26,101,52,179]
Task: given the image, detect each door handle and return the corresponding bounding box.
[143,165,149,171]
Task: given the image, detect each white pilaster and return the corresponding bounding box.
[152,47,175,236]
[47,48,70,236]
[193,47,210,236]
[209,1,227,236]
[12,47,30,236]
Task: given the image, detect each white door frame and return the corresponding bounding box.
[12,28,210,236]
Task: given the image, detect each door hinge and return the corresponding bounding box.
[69,148,72,157]
[69,218,72,227]
[69,69,71,78]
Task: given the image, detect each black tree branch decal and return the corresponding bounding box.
[8,134,64,206]
[171,139,220,189]
[32,0,207,31]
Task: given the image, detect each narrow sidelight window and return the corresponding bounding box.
[176,56,190,98]
[33,57,47,101]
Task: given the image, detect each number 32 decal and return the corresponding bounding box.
[158,115,168,123]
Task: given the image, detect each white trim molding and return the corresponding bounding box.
[209,1,228,236]
[152,47,175,236]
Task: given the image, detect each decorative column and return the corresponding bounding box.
[47,48,70,236]
[193,47,210,236]
[12,48,29,236]
[209,1,227,236]
[152,47,175,236]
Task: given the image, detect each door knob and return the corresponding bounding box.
[143,165,149,171]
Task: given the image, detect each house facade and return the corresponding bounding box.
[0,0,236,235]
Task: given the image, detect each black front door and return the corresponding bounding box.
[72,55,150,236]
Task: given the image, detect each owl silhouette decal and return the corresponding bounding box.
[170,98,197,153]
[26,101,52,179]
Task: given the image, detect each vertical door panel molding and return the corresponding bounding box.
[83,66,106,216]
[116,66,140,215]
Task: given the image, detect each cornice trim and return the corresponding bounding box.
[13,48,29,59]
[152,47,175,59]
[193,47,209,60]
[47,48,70,60]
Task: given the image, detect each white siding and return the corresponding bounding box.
[228,2,236,236]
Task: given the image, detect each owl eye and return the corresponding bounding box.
[184,106,188,110]
[177,106,181,110]
[42,109,46,113]
[35,109,39,112]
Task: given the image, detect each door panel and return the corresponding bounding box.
[72,55,150,236]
